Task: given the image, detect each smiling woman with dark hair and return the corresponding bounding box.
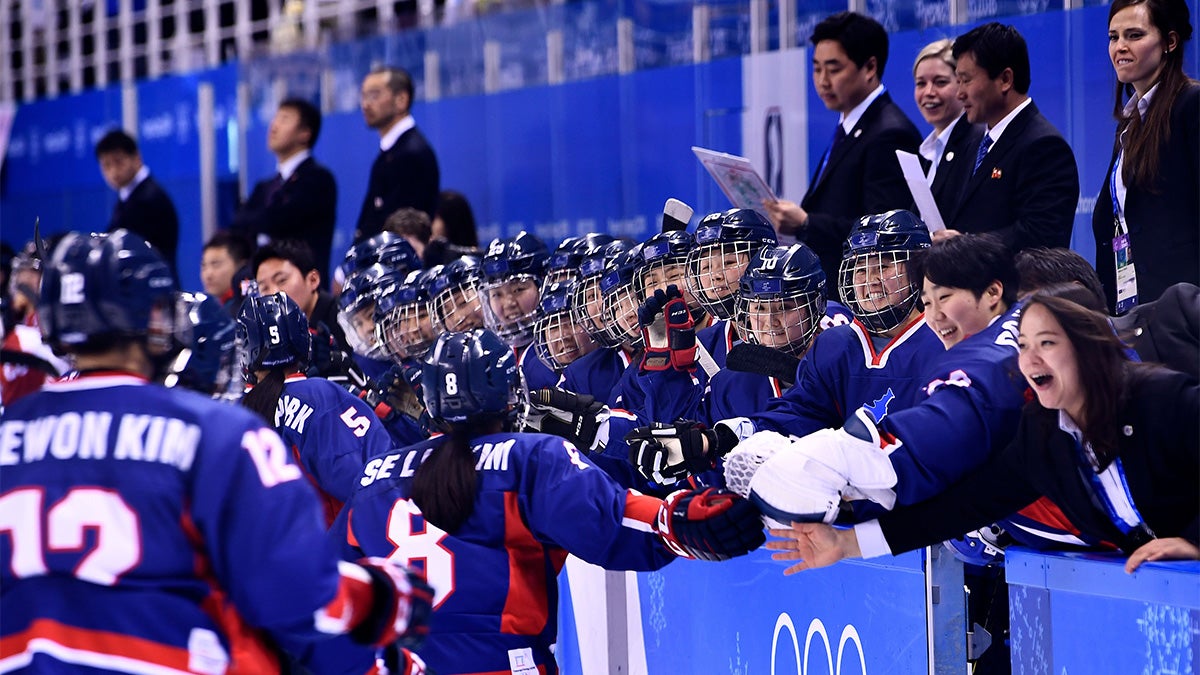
[768,287,1199,575]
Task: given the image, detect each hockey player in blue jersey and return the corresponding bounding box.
[338,263,414,382]
[331,328,765,675]
[479,231,561,391]
[429,255,486,333]
[1,230,431,674]
[239,291,397,524]
[524,280,597,390]
[159,291,241,401]
[627,210,943,487]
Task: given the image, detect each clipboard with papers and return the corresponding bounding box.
[894,149,946,232]
[692,146,777,213]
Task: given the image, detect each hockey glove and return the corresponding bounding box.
[525,387,611,454]
[625,420,739,486]
[638,288,673,371]
[663,285,697,371]
[655,488,766,560]
[346,557,434,650]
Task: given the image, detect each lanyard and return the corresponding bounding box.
[1110,150,1126,236]
[1072,438,1156,544]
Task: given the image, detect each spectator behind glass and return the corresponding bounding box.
[252,239,350,354]
[95,129,180,275]
[1093,0,1198,313]
[423,189,482,267]
[231,97,338,286]
[383,207,433,261]
[769,288,1200,575]
[201,231,252,314]
[912,38,985,219]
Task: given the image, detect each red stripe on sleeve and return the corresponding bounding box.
[623,492,663,527]
[499,492,551,635]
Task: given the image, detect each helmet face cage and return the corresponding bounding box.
[479,274,543,348]
[378,300,436,361]
[635,257,692,304]
[686,241,759,320]
[161,291,238,395]
[601,275,643,349]
[571,274,621,348]
[735,293,824,356]
[542,267,578,290]
[431,282,484,333]
[534,284,598,371]
[838,250,920,335]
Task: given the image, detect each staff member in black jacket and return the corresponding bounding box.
[1093,0,1198,314]
[765,12,922,298]
[355,66,440,243]
[911,38,984,220]
[232,98,337,285]
[95,129,179,275]
[767,290,1199,574]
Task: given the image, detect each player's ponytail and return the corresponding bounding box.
[411,424,479,533]
[241,368,286,425]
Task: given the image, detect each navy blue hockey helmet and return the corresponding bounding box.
[634,230,695,304]
[599,242,646,348]
[545,233,616,289]
[735,244,827,356]
[573,239,632,349]
[39,229,178,354]
[338,263,407,358]
[838,210,931,335]
[423,328,521,425]
[687,208,779,319]
[377,266,440,361]
[236,291,312,378]
[480,232,550,347]
[429,255,485,333]
[338,232,422,281]
[534,281,598,372]
[162,291,239,395]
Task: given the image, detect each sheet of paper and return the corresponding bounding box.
[692,146,777,214]
[895,150,946,233]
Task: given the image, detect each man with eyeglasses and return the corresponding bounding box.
[356,66,441,243]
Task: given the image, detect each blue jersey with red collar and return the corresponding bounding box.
[560,347,635,406]
[0,373,384,674]
[334,431,675,675]
[747,316,944,438]
[272,375,395,521]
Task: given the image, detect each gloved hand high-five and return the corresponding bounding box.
[654,488,766,560]
[525,387,611,454]
[625,420,739,486]
[637,285,697,372]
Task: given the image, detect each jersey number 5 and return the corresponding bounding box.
[0,487,140,585]
[386,499,455,608]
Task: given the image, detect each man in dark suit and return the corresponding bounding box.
[940,23,1080,253]
[95,130,179,274]
[355,66,440,244]
[232,98,337,284]
[926,115,985,221]
[765,12,922,295]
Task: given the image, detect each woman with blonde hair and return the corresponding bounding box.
[912,38,984,219]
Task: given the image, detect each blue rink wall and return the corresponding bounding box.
[5,3,1199,290]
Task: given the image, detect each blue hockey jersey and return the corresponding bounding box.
[619,319,738,424]
[272,374,395,523]
[519,344,561,392]
[334,432,675,675]
[748,316,944,439]
[0,373,386,674]
[560,347,635,407]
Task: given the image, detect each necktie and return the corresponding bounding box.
[816,124,847,182]
[972,134,994,176]
[263,173,285,206]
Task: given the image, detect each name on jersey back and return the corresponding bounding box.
[1,412,200,471]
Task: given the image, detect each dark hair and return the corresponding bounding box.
[1014,248,1106,311]
[410,420,504,533]
[436,190,479,248]
[370,66,415,107]
[912,233,1017,306]
[952,22,1031,94]
[1109,0,1197,191]
[278,97,323,148]
[251,239,318,279]
[810,11,890,79]
[384,208,433,245]
[1020,289,1134,466]
[240,368,287,425]
[204,230,253,265]
[94,129,139,157]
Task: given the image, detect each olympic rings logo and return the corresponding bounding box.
[771,612,868,675]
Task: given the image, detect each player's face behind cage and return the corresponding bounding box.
[839,251,919,333]
[687,242,755,319]
[535,307,597,370]
[572,275,620,348]
[602,279,642,348]
[480,276,541,346]
[637,261,695,307]
[432,285,484,333]
[737,296,820,355]
[379,300,436,361]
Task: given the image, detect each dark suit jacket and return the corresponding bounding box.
[878,366,1200,553]
[355,125,440,243]
[947,102,1079,252]
[927,116,986,221]
[1113,282,1200,380]
[108,175,180,273]
[1092,83,1200,313]
[232,156,338,283]
[799,92,922,296]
